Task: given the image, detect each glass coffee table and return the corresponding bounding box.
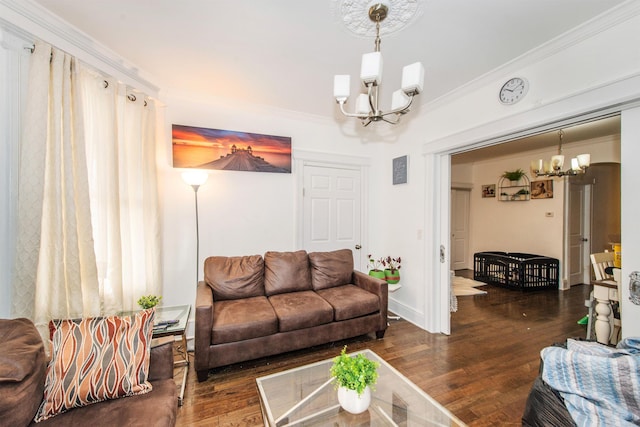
[256,349,465,426]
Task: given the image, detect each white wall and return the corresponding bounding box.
[416,9,640,333]
[159,92,380,311]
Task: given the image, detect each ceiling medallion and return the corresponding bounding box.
[331,0,424,37]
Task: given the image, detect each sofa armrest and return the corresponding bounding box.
[353,270,388,333]
[195,281,214,373]
[148,341,174,382]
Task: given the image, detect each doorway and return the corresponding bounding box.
[300,163,364,270]
[450,188,471,271]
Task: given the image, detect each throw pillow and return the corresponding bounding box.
[33,309,155,422]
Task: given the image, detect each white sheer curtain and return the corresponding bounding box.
[79,67,161,313]
[13,40,162,338]
[13,41,101,334]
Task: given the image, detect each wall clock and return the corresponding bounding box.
[499,77,529,105]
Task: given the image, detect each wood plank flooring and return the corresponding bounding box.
[174,272,590,426]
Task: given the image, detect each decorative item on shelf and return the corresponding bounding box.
[500,192,509,201]
[137,295,162,309]
[367,254,386,280]
[333,3,424,126]
[383,256,401,284]
[515,188,530,201]
[330,346,379,414]
[530,130,590,178]
[502,168,526,185]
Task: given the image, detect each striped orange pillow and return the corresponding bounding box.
[33,309,155,422]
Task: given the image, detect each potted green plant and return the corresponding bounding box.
[502,168,526,185]
[330,346,379,414]
[383,256,401,284]
[515,188,530,200]
[137,294,162,309]
[367,255,386,280]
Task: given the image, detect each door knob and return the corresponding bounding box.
[355,245,361,250]
[580,238,588,242]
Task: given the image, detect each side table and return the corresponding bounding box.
[120,304,191,406]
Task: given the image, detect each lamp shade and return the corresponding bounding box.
[550,155,564,171]
[401,62,425,95]
[333,75,351,100]
[360,52,383,85]
[182,170,209,187]
[356,93,371,115]
[391,89,409,111]
[577,153,591,168]
[530,159,543,174]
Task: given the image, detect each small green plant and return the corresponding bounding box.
[367,254,385,272]
[502,169,525,181]
[137,294,162,309]
[330,346,379,396]
[515,188,530,195]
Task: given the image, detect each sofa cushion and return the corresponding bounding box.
[33,309,155,423]
[212,296,278,345]
[204,255,265,301]
[0,318,47,427]
[308,249,354,290]
[316,285,379,321]
[31,378,177,427]
[264,250,312,296]
[268,291,334,332]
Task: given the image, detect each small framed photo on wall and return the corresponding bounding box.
[531,179,553,199]
[482,184,496,198]
[392,155,408,185]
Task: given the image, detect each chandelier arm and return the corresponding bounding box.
[367,84,378,115]
[379,95,415,117]
[337,101,370,120]
[381,115,401,125]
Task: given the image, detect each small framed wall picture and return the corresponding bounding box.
[392,155,408,185]
[531,179,553,199]
[482,184,496,198]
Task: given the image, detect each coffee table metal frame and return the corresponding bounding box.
[256,349,465,426]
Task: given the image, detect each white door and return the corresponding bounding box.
[568,182,591,286]
[303,165,362,270]
[450,189,470,271]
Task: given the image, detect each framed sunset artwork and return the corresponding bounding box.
[172,124,292,173]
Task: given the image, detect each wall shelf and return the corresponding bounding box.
[498,175,530,201]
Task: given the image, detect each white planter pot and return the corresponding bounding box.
[337,385,371,414]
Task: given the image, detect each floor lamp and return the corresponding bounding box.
[181,170,209,285]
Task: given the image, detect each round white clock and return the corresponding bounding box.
[499,77,529,105]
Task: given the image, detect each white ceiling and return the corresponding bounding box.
[33,0,626,119]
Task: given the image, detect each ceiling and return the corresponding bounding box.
[33,0,626,120]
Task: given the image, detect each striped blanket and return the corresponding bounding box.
[541,338,640,426]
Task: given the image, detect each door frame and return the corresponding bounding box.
[294,150,370,268]
[450,185,472,271]
[425,99,637,334]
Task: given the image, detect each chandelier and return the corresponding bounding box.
[530,130,591,178]
[333,3,425,126]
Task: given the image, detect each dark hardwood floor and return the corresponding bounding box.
[174,271,591,426]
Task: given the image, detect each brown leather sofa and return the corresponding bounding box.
[0,318,177,427]
[195,249,388,382]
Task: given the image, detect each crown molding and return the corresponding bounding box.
[423,0,640,112]
[0,0,159,96]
